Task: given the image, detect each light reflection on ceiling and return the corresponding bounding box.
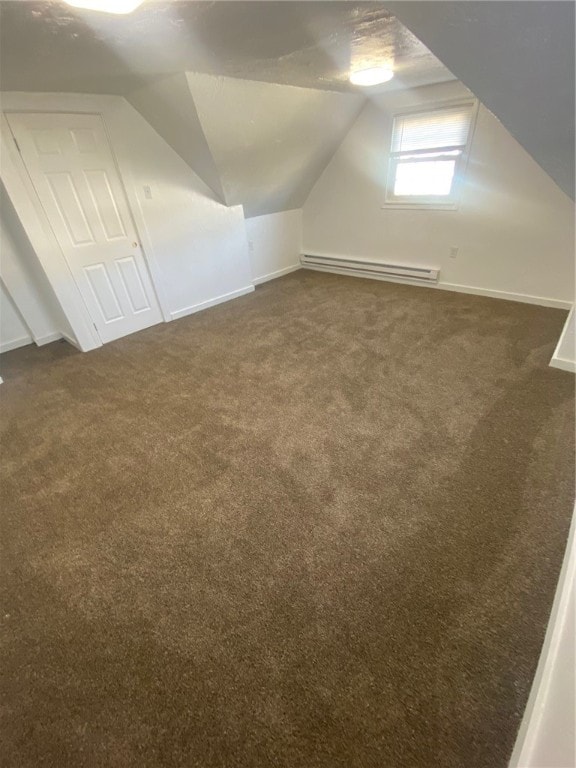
[0,1,456,94]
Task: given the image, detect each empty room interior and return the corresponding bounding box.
[1,1,575,766]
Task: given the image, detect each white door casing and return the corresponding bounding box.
[6,112,163,343]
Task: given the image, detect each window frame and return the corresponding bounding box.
[382,99,479,211]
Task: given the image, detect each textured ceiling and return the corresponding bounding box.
[0,1,455,94]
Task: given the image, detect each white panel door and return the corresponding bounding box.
[7,112,162,343]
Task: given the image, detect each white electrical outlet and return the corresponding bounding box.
[449,246,459,259]
[143,185,152,200]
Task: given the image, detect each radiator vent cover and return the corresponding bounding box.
[301,253,439,283]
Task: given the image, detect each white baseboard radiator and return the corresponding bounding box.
[301,253,439,284]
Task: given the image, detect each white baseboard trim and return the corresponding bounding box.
[0,335,33,354]
[438,282,572,310]
[549,357,576,373]
[302,265,572,309]
[253,264,301,285]
[34,331,63,347]
[549,306,575,373]
[61,333,81,350]
[170,285,255,321]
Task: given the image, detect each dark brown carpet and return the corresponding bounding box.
[1,271,574,768]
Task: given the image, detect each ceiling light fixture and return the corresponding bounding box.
[64,0,145,14]
[350,67,394,87]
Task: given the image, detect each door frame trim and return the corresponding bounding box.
[0,93,172,351]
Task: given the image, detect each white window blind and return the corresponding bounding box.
[391,105,474,154]
[385,101,476,206]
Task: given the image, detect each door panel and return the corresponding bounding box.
[84,170,126,240]
[7,112,162,343]
[33,130,62,156]
[71,127,99,154]
[46,172,96,245]
[116,257,151,313]
[85,263,123,321]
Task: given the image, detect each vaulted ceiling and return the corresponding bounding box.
[128,71,366,215]
[386,1,575,200]
[0,0,572,213]
[0,1,458,217]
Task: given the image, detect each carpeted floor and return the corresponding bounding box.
[1,270,574,768]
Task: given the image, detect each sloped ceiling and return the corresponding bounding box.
[186,73,365,217]
[386,1,575,200]
[0,1,456,216]
[126,71,366,217]
[127,74,227,204]
[0,2,455,94]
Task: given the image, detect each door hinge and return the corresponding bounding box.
[13,137,20,153]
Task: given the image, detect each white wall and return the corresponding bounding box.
[1,93,254,347]
[245,209,302,285]
[303,81,575,307]
[550,308,575,373]
[0,281,31,353]
[127,74,226,203]
[509,509,575,768]
[0,182,72,346]
[105,97,254,320]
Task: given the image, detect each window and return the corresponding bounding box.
[384,102,476,209]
